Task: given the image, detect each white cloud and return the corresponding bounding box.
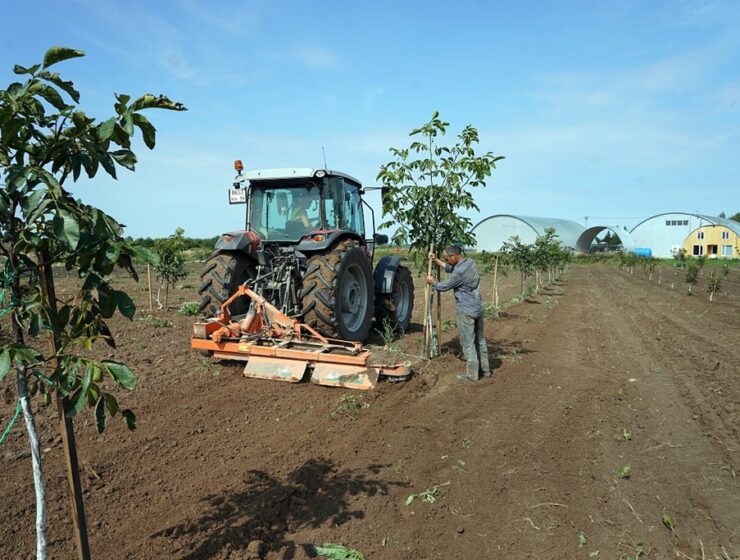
[292,45,343,70]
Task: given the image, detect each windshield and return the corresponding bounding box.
[250,184,321,241]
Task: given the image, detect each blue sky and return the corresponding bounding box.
[2,0,739,237]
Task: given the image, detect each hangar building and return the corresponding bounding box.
[471,215,584,252]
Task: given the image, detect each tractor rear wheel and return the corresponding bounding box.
[375,265,414,332]
[301,239,374,342]
[198,252,256,318]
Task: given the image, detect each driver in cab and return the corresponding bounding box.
[289,191,312,228]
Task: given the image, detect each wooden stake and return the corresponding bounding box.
[423,243,434,357]
[435,265,442,355]
[147,264,153,312]
[492,256,499,307]
[37,251,91,560]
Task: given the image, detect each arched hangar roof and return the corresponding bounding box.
[575,225,637,253]
[471,214,585,252]
[630,212,740,258]
[630,212,740,235]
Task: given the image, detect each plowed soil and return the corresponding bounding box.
[2,263,739,559]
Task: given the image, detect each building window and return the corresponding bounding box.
[721,231,730,240]
[665,220,671,226]
[697,231,704,239]
[683,220,689,225]
[722,245,733,256]
[693,245,703,255]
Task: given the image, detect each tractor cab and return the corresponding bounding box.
[230,166,366,243]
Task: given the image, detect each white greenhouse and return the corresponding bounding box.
[629,213,736,258]
[471,215,585,252]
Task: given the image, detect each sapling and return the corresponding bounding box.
[685,264,699,295]
[707,271,721,302]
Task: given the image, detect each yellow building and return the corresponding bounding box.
[682,223,740,258]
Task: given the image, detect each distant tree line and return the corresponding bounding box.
[125,235,218,250]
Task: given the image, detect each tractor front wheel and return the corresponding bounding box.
[301,239,374,342]
[198,252,256,318]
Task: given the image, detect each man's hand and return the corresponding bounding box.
[425,275,435,285]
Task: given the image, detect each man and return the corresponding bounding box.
[426,246,491,382]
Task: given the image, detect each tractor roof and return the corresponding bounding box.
[243,168,362,186]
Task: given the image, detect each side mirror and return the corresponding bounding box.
[374,234,389,245]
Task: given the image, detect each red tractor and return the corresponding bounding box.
[198,163,413,343]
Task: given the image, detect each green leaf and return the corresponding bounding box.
[130,93,187,112]
[114,290,136,319]
[98,117,116,141]
[104,393,119,416]
[13,63,41,75]
[95,397,106,433]
[42,47,85,69]
[39,71,80,103]
[66,363,93,418]
[0,349,11,382]
[121,111,134,135]
[110,149,137,171]
[133,113,156,149]
[103,360,136,390]
[54,209,81,249]
[661,512,676,532]
[122,409,136,431]
[36,84,68,110]
[133,245,158,265]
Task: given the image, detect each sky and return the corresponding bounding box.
[2,0,739,238]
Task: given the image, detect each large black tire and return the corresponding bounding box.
[301,239,374,342]
[198,252,256,318]
[375,265,414,332]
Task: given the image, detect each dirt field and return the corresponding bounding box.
[2,262,739,559]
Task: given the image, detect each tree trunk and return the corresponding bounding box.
[18,369,48,560]
[5,220,49,559]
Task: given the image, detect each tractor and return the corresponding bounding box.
[197,162,414,344]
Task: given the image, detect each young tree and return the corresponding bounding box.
[153,227,187,309]
[685,264,699,295]
[377,112,504,254]
[500,235,534,300]
[0,47,185,559]
[707,270,721,302]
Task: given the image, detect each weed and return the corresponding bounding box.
[330,392,370,420]
[375,317,402,350]
[526,313,534,322]
[177,301,200,316]
[624,542,646,559]
[391,462,404,474]
[523,516,539,529]
[405,485,442,506]
[623,428,632,441]
[588,552,600,557]
[661,511,676,533]
[289,407,308,416]
[312,543,366,560]
[441,318,457,332]
[617,465,632,479]
[462,437,471,448]
[138,314,173,328]
[578,531,587,546]
[483,303,500,318]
